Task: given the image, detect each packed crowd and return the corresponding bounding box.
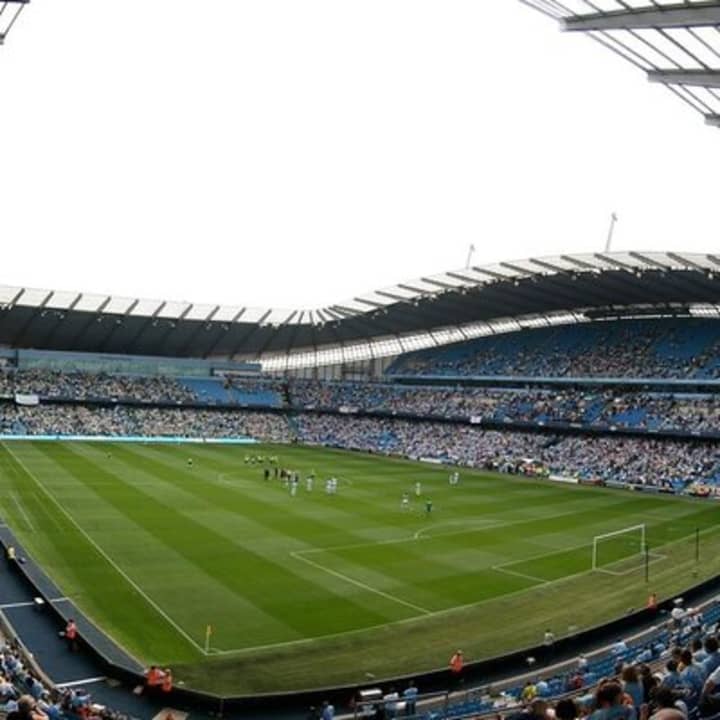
[0,404,292,442]
[290,382,720,436]
[0,369,195,404]
[491,599,720,720]
[290,380,500,417]
[0,369,287,407]
[336,599,720,720]
[294,414,720,490]
[388,319,720,380]
[0,636,126,720]
[0,400,718,489]
[3,364,720,438]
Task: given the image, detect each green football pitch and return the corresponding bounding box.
[1,440,720,695]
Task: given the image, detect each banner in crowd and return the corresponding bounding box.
[548,474,579,485]
[14,393,39,406]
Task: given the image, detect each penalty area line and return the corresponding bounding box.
[290,550,431,615]
[492,565,547,584]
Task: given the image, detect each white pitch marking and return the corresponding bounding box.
[412,519,504,541]
[491,565,547,584]
[290,550,431,615]
[10,492,35,532]
[208,526,720,657]
[6,442,717,660]
[2,443,208,656]
[596,552,668,577]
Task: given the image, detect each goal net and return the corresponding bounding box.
[592,524,646,572]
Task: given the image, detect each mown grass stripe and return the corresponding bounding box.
[5,440,720,694]
[3,442,207,654]
[51,442,413,641]
[0,442,200,663]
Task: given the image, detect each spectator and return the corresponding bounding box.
[588,681,635,720]
[403,680,418,716]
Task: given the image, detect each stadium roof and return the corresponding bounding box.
[2,251,720,368]
[522,0,720,128]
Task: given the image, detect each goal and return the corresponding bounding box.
[592,524,646,571]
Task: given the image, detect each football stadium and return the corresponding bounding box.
[3,3,720,720]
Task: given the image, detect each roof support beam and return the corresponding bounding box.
[446,271,482,284]
[397,283,430,295]
[4,288,25,309]
[0,0,29,45]
[180,305,222,357]
[705,115,720,128]
[67,296,112,349]
[14,291,53,348]
[420,277,457,290]
[529,258,568,274]
[153,303,194,353]
[667,253,713,273]
[375,289,411,303]
[562,3,720,32]
[628,252,672,271]
[124,302,168,355]
[329,304,361,317]
[353,297,387,309]
[472,267,512,282]
[648,70,720,89]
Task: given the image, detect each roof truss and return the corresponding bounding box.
[522,1,720,129]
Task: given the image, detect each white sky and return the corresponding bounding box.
[1,1,719,311]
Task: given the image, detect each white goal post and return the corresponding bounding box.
[592,524,646,571]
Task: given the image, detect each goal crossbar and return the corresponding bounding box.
[592,524,646,571]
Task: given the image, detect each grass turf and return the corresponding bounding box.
[1,439,719,695]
